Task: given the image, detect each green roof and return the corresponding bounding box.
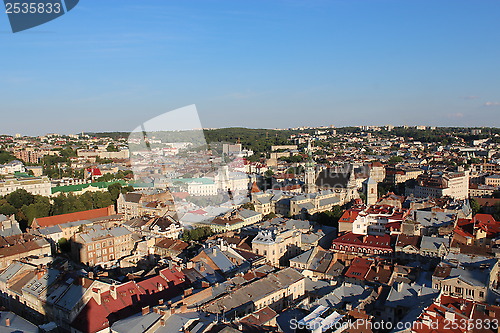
[172,177,215,185]
[14,172,33,178]
[51,180,127,194]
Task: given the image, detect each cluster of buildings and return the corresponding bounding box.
[0,127,499,332]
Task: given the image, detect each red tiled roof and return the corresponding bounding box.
[32,206,115,228]
[473,214,500,235]
[333,232,392,249]
[87,167,102,176]
[339,209,361,223]
[72,269,186,333]
[188,209,207,215]
[345,257,372,280]
[453,218,474,239]
[172,192,190,200]
[250,182,260,193]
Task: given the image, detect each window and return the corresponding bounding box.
[88,245,93,251]
[455,287,462,294]
[96,243,101,249]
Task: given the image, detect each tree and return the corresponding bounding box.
[470,198,481,216]
[0,201,17,216]
[264,169,274,178]
[0,151,17,164]
[316,205,344,228]
[241,202,255,211]
[21,196,51,226]
[58,238,71,253]
[6,189,35,209]
[106,144,119,152]
[388,156,404,165]
[181,227,213,242]
[263,212,276,220]
[108,183,124,202]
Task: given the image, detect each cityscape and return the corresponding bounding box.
[2,0,500,332]
[0,125,499,333]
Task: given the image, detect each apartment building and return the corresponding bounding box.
[252,229,302,266]
[0,175,51,196]
[71,225,133,268]
[203,268,305,319]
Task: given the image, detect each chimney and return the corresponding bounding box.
[110,286,117,299]
[184,288,193,297]
[158,299,164,305]
[36,268,46,280]
[160,319,166,326]
[200,265,206,272]
[181,304,188,313]
[5,318,10,327]
[170,307,176,315]
[92,288,102,305]
[88,271,94,279]
[142,306,150,316]
[202,281,210,288]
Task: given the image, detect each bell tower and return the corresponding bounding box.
[304,140,317,194]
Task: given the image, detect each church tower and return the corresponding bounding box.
[344,167,359,202]
[363,177,378,206]
[304,140,317,194]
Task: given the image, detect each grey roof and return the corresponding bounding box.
[38,225,63,236]
[290,249,313,265]
[156,312,216,333]
[205,268,304,314]
[78,225,130,243]
[54,284,88,311]
[204,246,237,273]
[420,236,449,252]
[447,267,489,287]
[385,282,438,308]
[59,219,93,230]
[256,196,271,205]
[0,262,24,283]
[285,219,311,230]
[111,310,162,333]
[109,226,131,237]
[298,202,315,210]
[301,233,320,245]
[21,268,60,299]
[0,311,38,333]
[415,211,455,227]
[314,282,371,309]
[238,209,261,219]
[319,196,340,207]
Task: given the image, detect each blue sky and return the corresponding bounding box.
[1,0,499,135]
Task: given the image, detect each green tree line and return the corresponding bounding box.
[0,183,133,228]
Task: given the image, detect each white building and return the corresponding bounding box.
[0,176,51,196]
[0,160,25,175]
